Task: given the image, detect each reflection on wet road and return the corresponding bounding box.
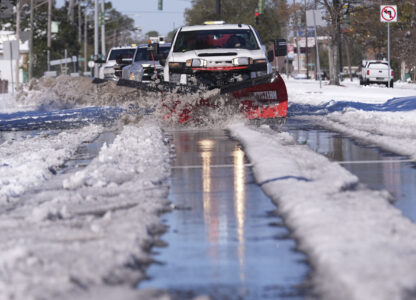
[284,118,416,223]
[140,129,310,299]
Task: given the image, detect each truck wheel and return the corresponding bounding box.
[359,78,363,85]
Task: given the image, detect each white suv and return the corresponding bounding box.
[163,21,272,88]
[99,46,136,80]
[122,43,171,82]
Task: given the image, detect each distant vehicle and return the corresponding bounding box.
[360,60,394,88]
[99,46,136,80]
[122,43,171,82]
[292,73,307,80]
[163,21,272,88]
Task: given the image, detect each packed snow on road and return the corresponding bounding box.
[1,76,416,300]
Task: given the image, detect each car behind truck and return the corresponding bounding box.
[360,60,394,88]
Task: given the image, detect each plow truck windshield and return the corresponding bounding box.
[173,29,260,52]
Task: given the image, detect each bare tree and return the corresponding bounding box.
[319,0,344,85]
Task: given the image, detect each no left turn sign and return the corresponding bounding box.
[380,5,397,23]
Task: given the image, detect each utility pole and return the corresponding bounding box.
[101,0,106,58]
[216,0,221,17]
[69,0,75,23]
[293,0,300,73]
[305,0,309,79]
[15,1,21,86]
[84,4,88,73]
[29,0,34,80]
[94,0,98,76]
[78,1,82,45]
[47,0,52,71]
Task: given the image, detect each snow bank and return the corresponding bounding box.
[14,76,161,111]
[11,76,243,128]
[287,79,416,160]
[230,123,416,300]
[0,125,102,203]
[286,77,416,106]
[0,119,171,300]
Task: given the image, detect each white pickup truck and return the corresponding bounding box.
[163,21,272,88]
[360,60,394,88]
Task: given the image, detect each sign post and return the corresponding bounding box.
[380,5,397,87]
[306,9,323,88]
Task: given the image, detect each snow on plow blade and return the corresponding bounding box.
[116,73,288,124]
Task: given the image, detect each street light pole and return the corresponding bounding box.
[94,0,98,77]
[84,4,88,74]
[47,0,52,71]
[29,0,34,80]
[216,0,221,17]
[15,1,21,86]
[101,0,106,57]
[78,1,82,45]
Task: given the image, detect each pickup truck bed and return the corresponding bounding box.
[360,61,393,88]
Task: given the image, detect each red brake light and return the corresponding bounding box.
[391,70,394,77]
[367,70,370,75]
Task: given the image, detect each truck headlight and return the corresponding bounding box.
[129,72,135,80]
[169,62,184,69]
[253,59,267,64]
[186,59,207,68]
[232,57,252,66]
[141,64,151,68]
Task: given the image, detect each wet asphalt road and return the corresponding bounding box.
[285,118,416,223]
[3,107,416,299]
[141,118,416,299]
[140,129,311,299]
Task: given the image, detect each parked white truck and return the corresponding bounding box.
[360,60,394,88]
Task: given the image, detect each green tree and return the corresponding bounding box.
[146,30,160,38]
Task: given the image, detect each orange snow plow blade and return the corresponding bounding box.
[116,73,288,124]
[190,73,287,123]
[230,73,288,120]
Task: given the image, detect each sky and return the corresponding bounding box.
[56,0,193,36]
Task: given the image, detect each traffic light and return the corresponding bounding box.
[255,8,259,25]
[158,0,163,10]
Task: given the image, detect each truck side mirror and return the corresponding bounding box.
[274,39,287,57]
[159,58,166,66]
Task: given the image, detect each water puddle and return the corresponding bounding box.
[140,129,311,299]
[283,118,416,223]
[58,131,117,173]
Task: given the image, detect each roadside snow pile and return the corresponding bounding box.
[15,75,161,111]
[230,123,416,300]
[0,119,171,300]
[0,125,102,203]
[13,76,242,128]
[286,79,416,160]
[0,93,21,114]
[286,77,416,105]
